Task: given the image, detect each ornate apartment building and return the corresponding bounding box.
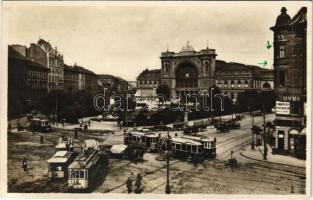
[136,41,274,102]
[270,7,307,158]
[31,39,64,91]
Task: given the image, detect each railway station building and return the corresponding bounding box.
[136,41,274,102]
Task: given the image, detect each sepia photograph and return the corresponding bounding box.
[1,1,311,198]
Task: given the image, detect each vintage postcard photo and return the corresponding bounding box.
[1,1,311,198]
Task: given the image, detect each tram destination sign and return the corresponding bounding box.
[275,101,290,115]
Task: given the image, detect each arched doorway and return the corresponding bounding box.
[262,82,271,89]
[176,62,198,89]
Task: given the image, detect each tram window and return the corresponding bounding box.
[192,146,197,153]
[176,144,181,150]
[182,144,187,151]
[187,145,191,152]
[70,170,75,178]
[75,171,80,178]
[79,170,85,178]
[57,166,62,171]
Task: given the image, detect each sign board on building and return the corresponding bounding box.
[282,96,301,102]
[276,101,290,115]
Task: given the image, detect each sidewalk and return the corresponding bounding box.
[241,144,306,168]
[51,121,120,132]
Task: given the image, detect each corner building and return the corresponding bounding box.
[270,7,307,158]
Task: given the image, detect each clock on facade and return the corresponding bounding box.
[277,34,287,41]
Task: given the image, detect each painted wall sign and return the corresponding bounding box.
[276,101,290,115]
[282,96,301,102]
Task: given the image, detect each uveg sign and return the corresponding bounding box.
[276,101,290,115]
[282,96,301,102]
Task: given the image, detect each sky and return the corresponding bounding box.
[4,2,308,81]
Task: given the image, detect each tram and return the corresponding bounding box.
[30,118,51,132]
[124,131,160,152]
[68,139,102,191]
[170,137,204,162]
[182,135,216,158]
[47,138,75,179]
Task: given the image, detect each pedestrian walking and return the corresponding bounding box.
[40,135,44,144]
[126,177,133,193]
[80,121,83,127]
[22,157,28,171]
[62,118,65,127]
[135,173,142,194]
[88,120,91,126]
[84,124,88,134]
[17,123,21,132]
[74,129,78,139]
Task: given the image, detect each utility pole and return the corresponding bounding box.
[55,90,58,123]
[263,113,268,160]
[165,131,171,194]
[251,110,255,150]
[125,92,128,130]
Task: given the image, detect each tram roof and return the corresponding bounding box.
[128,131,158,137]
[47,150,72,163]
[182,135,212,142]
[68,149,100,169]
[171,137,202,146]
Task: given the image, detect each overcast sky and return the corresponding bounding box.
[4,2,308,81]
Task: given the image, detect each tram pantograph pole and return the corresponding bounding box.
[165,131,171,194]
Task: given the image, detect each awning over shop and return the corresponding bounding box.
[299,128,306,136]
[289,129,300,135]
[135,88,156,97]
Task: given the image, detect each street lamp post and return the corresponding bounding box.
[263,114,268,160]
[251,109,255,150]
[165,131,171,194]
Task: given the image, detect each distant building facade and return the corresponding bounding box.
[63,64,79,92]
[270,7,307,158]
[8,46,48,117]
[136,42,273,101]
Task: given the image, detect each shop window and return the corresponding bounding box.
[279,46,285,58]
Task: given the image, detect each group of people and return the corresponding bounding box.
[126,173,143,194]
[79,120,91,134]
[128,149,144,164]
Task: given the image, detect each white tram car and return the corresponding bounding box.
[47,138,75,179]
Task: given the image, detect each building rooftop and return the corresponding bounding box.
[137,69,161,79]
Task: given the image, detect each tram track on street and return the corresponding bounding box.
[145,159,305,194]
[216,132,251,147]
[217,138,251,160]
[102,159,183,193]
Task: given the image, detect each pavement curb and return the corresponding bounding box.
[240,152,305,169]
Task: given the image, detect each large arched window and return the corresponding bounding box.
[262,82,271,89]
[176,62,198,88]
